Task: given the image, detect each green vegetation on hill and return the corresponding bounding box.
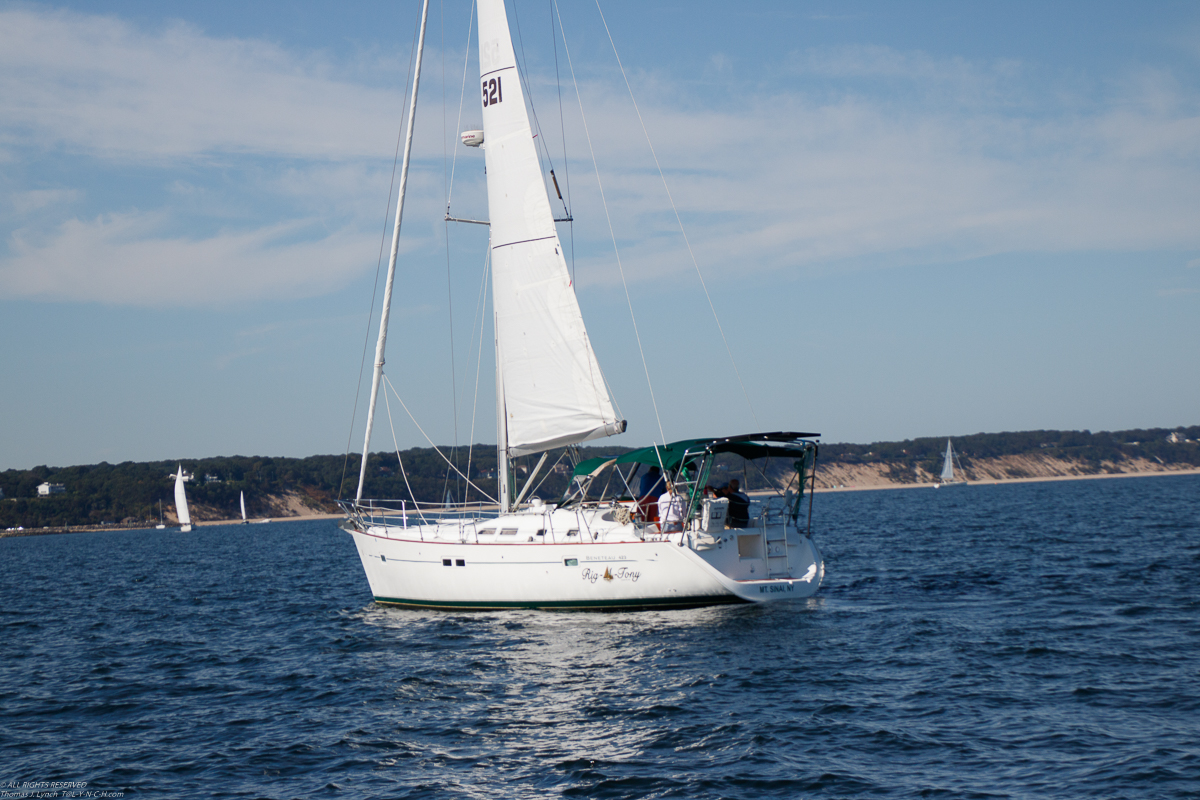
[2,427,1197,529]
[0,446,589,529]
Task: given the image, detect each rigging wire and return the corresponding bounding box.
[511,1,571,221]
[439,0,462,505]
[445,0,476,216]
[521,447,571,501]
[384,374,498,503]
[592,0,761,429]
[382,383,429,526]
[552,0,664,445]
[464,248,492,504]
[339,3,426,502]
[443,4,490,504]
[549,0,576,285]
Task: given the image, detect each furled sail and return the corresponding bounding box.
[477,0,624,456]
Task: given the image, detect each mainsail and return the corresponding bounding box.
[477,0,624,457]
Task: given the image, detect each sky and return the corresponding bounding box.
[2,0,1198,471]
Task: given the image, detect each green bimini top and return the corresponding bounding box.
[571,431,820,479]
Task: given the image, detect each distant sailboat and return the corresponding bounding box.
[240,491,248,524]
[174,466,193,531]
[935,440,967,488]
[156,499,166,530]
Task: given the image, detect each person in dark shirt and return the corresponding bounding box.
[638,466,665,499]
[717,479,750,528]
[637,466,666,522]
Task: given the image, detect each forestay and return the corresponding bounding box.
[477,0,624,456]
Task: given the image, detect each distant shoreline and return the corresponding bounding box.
[1,512,345,539]
[6,468,1199,539]
[812,466,1200,493]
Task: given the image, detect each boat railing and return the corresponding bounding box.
[340,498,500,525]
[757,492,795,527]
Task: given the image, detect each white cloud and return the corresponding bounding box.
[9,188,81,214]
[0,211,375,305]
[3,9,1200,308]
[0,7,404,160]
[554,57,1200,286]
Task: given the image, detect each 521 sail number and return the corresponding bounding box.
[482,76,503,107]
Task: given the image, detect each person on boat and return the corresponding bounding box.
[638,465,665,498]
[658,483,685,533]
[637,465,665,522]
[715,479,751,528]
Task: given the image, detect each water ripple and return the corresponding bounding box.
[2,475,1199,798]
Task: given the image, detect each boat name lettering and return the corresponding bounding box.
[581,567,640,584]
[584,555,625,562]
[759,584,795,594]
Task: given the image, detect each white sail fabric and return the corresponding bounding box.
[174,466,192,528]
[940,440,955,482]
[478,0,623,456]
[240,491,246,521]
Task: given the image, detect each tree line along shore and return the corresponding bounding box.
[3,426,1197,532]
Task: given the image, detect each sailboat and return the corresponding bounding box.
[174,465,193,532]
[240,491,248,524]
[340,0,823,610]
[934,439,967,488]
[156,499,166,530]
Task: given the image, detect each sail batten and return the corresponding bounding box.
[477,0,622,457]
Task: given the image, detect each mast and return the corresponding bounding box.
[355,0,431,504]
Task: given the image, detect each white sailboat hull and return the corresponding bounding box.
[346,511,823,610]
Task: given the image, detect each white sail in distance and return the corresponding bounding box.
[174,466,192,532]
[477,0,624,456]
[940,440,956,482]
[240,491,246,522]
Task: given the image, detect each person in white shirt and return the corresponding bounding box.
[658,483,684,533]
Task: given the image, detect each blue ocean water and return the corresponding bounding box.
[2,474,1198,799]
